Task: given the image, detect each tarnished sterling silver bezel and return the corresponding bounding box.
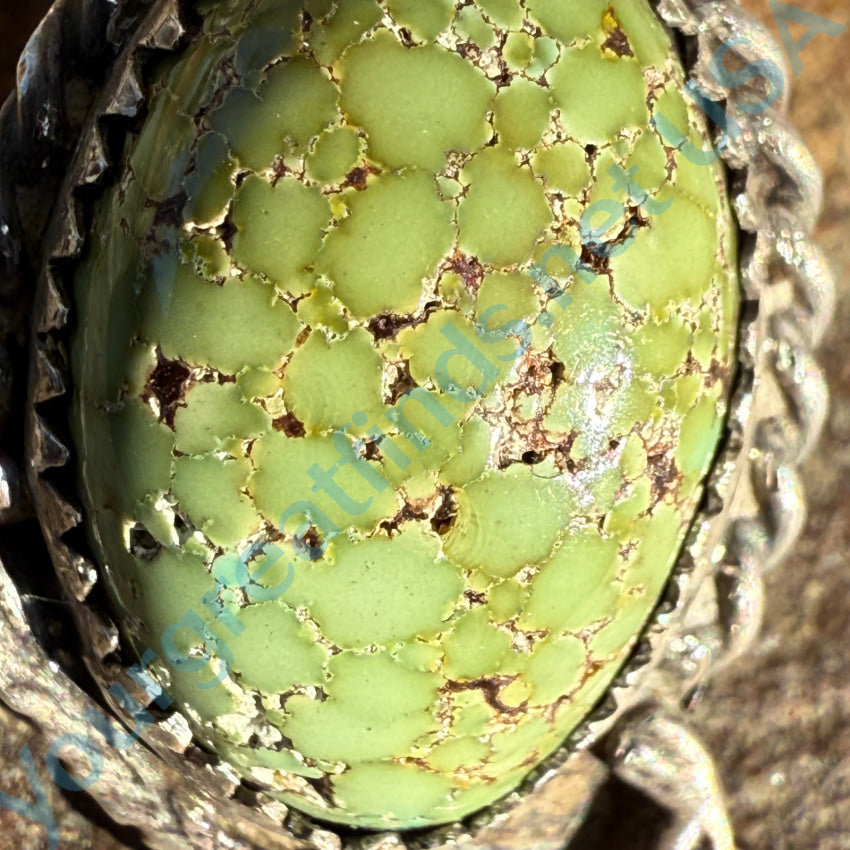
[0,0,834,848]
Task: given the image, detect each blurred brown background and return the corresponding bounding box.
[0,1,848,848]
[692,2,850,848]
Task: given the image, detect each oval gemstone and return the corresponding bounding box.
[70,0,739,830]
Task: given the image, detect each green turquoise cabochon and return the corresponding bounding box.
[69,0,739,831]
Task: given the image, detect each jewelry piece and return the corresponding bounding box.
[0,1,833,848]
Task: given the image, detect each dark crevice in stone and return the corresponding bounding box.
[445,676,526,716]
[173,511,196,546]
[450,252,485,293]
[647,452,681,501]
[273,411,306,437]
[305,773,336,806]
[464,588,487,605]
[514,347,566,398]
[127,522,161,562]
[706,356,733,387]
[380,502,429,537]
[579,243,612,277]
[368,313,415,341]
[270,156,290,185]
[142,353,191,428]
[341,162,380,191]
[493,66,512,89]
[359,437,381,461]
[549,355,566,387]
[218,212,237,253]
[431,488,457,536]
[603,27,634,58]
[149,190,188,230]
[385,359,417,405]
[456,41,481,62]
[369,298,441,342]
[301,526,324,553]
[522,449,544,465]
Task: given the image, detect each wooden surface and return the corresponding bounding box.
[0,2,848,848]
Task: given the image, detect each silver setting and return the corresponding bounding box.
[0,1,834,848]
